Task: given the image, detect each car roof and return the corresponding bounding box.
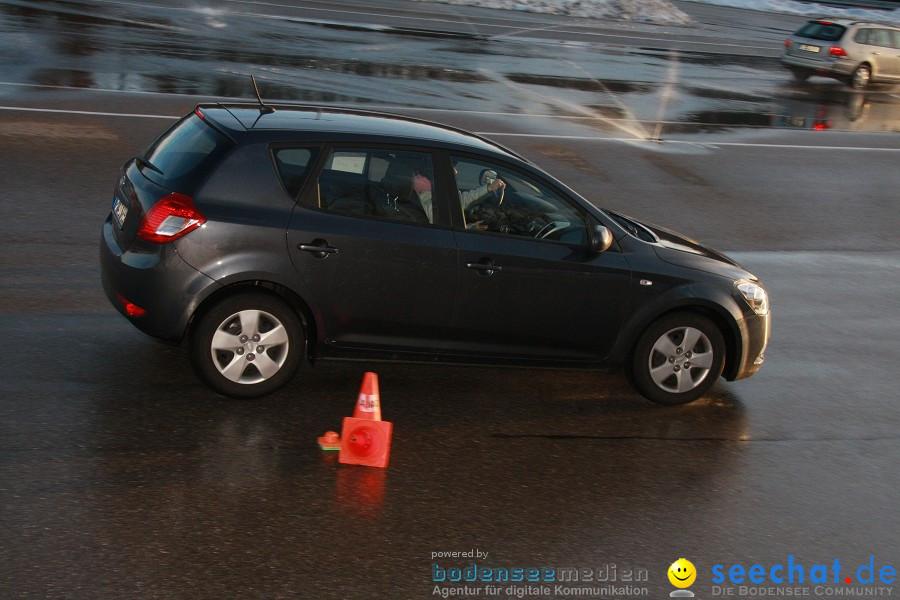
[803,18,899,29]
[197,102,527,162]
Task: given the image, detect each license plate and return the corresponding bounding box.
[113,195,128,228]
[799,44,820,53]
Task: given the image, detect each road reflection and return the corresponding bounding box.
[3,1,897,133]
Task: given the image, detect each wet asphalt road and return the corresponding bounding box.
[1,1,899,599]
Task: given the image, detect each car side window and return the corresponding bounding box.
[315,149,438,225]
[854,29,870,45]
[273,147,317,199]
[451,156,589,245]
[891,29,900,49]
[869,29,892,48]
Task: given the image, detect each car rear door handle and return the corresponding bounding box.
[465,259,502,276]
[298,240,338,259]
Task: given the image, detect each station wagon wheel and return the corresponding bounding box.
[630,312,725,406]
[190,292,304,398]
[790,68,810,82]
[851,64,871,90]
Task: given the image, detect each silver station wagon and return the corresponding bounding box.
[782,19,900,89]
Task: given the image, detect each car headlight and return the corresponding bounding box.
[735,280,769,315]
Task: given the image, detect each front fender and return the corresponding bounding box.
[607,279,746,375]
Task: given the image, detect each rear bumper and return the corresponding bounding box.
[100,216,218,342]
[781,53,853,76]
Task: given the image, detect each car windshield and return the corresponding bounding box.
[795,22,846,42]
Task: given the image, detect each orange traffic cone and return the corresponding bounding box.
[352,371,382,420]
[339,372,393,469]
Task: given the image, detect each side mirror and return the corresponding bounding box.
[589,223,613,253]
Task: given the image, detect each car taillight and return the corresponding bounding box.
[829,46,847,57]
[784,39,792,48]
[115,293,146,317]
[136,192,206,243]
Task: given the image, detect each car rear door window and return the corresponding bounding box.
[868,29,893,49]
[315,149,439,225]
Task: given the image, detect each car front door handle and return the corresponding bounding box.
[465,260,502,276]
[298,241,338,259]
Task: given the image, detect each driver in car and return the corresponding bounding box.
[455,167,506,231]
[459,168,506,210]
[415,165,507,228]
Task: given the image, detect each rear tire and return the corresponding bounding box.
[790,68,811,82]
[630,312,725,406]
[851,64,871,90]
[190,292,304,398]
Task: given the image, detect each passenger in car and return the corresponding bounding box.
[371,156,433,224]
[411,169,433,223]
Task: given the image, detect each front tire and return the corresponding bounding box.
[190,292,304,398]
[630,312,725,406]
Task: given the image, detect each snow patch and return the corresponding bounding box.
[418,0,694,26]
[418,0,899,26]
[687,0,900,25]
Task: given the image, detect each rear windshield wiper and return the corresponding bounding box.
[134,154,163,175]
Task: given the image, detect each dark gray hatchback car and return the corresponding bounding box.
[100,103,770,405]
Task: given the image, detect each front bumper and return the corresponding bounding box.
[728,308,771,381]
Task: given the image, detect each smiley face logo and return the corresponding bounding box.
[668,558,697,588]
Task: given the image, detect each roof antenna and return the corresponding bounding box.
[251,75,275,114]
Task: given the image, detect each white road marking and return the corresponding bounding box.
[725,251,900,266]
[475,132,900,151]
[1,104,897,152]
[0,106,177,120]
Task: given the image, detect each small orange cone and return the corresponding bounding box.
[317,430,341,451]
[339,372,393,469]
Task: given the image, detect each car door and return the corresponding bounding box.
[285,145,457,356]
[867,29,900,79]
[447,155,631,363]
[888,30,900,79]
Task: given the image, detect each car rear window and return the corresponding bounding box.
[795,21,847,42]
[140,113,235,193]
